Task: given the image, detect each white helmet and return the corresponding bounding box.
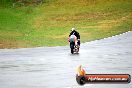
[71,28,76,31]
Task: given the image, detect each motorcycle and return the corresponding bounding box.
[68,35,79,54]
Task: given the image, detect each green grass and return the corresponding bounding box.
[0,0,132,48]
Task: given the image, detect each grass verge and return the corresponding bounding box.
[0,0,132,48]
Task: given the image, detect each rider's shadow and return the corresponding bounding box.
[70,53,79,56]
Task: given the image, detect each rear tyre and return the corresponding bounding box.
[71,49,74,54]
[70,42,74,54]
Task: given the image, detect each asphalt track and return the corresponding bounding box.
[0,31,132,88]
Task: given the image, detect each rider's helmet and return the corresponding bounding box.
[71,28,76,31]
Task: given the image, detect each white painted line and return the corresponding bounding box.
[86,31,132,44]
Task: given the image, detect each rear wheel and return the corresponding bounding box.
[70,42,75,54]
[71,49,74,54]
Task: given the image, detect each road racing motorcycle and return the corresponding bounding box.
[68,35,79,54]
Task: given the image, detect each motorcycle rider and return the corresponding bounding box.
[69,28,80,46]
